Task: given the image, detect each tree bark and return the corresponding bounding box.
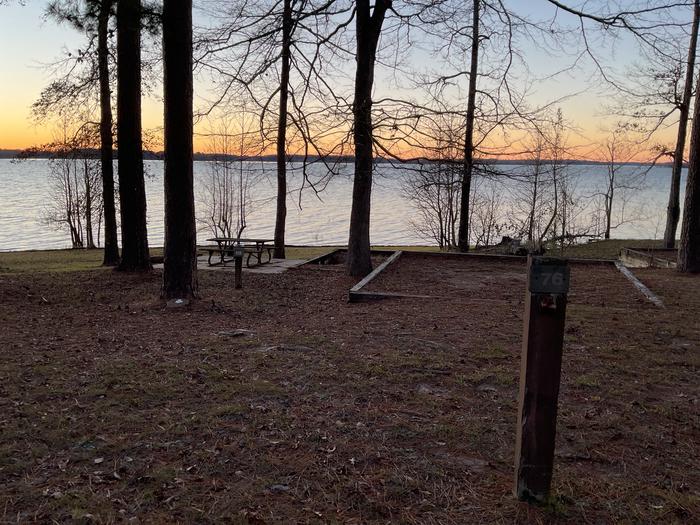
[162,0,197,299]
[664,0,700,249]
[678,65,700,271]
[274,0,292,260]
[457,0,480,252]
[347,0,390,277]
[98,0,119,265]
[97,0,119,266]
[116,0,151,271]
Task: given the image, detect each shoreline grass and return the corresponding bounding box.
[0,239,672,274]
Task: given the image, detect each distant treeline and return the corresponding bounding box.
[0,148,676,167]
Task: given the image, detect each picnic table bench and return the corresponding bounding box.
[205,238,275,268]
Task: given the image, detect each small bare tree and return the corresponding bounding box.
[506,131,552,250]
[402,115,463,249]
[523,109,594,252]
[470,178,506,249]
[538,109,569,248]
[404,161,461,250]
[592,128,649,239]
[34,123,104,249]
[198,112,264,240]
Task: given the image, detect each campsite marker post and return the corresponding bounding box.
[515,256,569,502]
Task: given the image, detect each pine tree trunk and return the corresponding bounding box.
[162,0,197,299]
[664,0,700,249]
[274,0,292,260]
[116,0,151,271]
[347,0,389,277]
[98,0,119,265]
[678,68,700,272]
[457,0,480,252]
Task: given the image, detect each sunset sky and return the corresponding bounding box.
[0,1,689,158]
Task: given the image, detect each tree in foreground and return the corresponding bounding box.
[664,0,700,248]
[34,0,120,264]
[96,0,120,265]
[274,0,293,259]
[162,0,197,299]
[347,0,391,277]
[679,72,700,272]
[116,0,151,271]
[456,0,480,252]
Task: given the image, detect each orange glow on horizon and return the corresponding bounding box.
[0,103,681,164]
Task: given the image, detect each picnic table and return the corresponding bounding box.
[205,238,275,268]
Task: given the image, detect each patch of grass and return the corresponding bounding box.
[4,240,656,274]
[0,248,106,273]
[575,374,600,388]
[209,403,248,419]
[208,376,285,398]
[0,246,338,273]
[284,333,330,348]
[49,492,117,522]
[476,344,511,360]
[560,239,666,260]
[0,247,168,273]
[373,245,443,253]
[466,364,517,386]
[365,363,388,377]
[432,422,464,440]
[245,379,286,396]
[541,493,571,518]
[0,239,667,273]
[283,246,338,260]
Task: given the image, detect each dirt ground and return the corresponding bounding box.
[0,255,698,524]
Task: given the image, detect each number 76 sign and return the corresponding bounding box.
[528,258,570,295]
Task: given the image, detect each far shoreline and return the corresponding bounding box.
[0,149,678,168]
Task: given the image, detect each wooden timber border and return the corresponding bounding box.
[348,250,615,303]
[614,261,664,307]
[304,248,399,266]
[303,249,345,266]
[346,249,621,303]
[620,247,677,269]
[348,251,412,303]
[301,247,666,306]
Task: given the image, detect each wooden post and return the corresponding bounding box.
[515,256,569,503]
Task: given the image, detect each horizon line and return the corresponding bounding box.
[0,148,678,168]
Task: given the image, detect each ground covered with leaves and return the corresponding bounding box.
[0,254,698,523]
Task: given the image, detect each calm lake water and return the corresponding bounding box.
[0,158,686,251]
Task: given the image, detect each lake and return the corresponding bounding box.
[0,158,686,251]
